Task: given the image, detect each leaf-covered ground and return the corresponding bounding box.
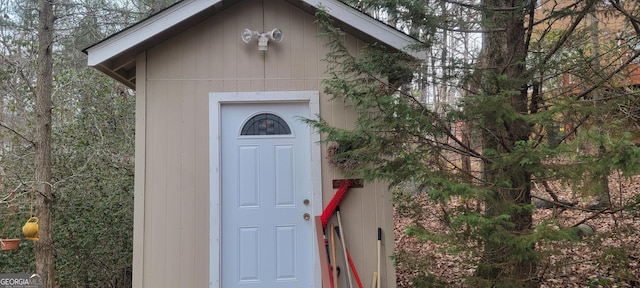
[395,174,640,287]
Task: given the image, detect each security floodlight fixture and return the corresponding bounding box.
[241,28,283,51]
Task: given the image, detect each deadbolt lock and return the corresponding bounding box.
[303,199,310,205]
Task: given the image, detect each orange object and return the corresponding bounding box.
[315,216,332,288]
[330,224,338,288]
[1,238,20,251]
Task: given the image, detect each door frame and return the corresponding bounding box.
[209,91,322,288]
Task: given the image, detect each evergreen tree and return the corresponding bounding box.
[310,1,640,286]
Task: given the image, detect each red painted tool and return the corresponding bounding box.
[320,180,352,228]
[334,226,363,288]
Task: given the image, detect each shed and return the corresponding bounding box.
[84,0,422,287]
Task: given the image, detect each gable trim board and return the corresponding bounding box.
[85,0,222,67]
[209,91,322,287]
[83,0,425,89]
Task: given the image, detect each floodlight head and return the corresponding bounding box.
[269,28,284,43]
[241,29,258,44]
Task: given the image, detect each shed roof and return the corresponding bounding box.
[83,0,425,89]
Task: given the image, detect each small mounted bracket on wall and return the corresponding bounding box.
[332,179,363,189]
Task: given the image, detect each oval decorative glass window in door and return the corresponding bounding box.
[241,113,292,135]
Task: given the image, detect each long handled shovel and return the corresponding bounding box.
[334,226,363,288]
[371,272,377,288]
[334,226,351,288]
[326,231,336,288]
[336,207,354,288]
[377,228,382,288]
[331,223,338,288]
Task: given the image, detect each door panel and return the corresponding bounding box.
[275,225,296,279]
[238,227,260,281]
[238,146,259,207]
[221,102,312,288]
[275,145,295,206]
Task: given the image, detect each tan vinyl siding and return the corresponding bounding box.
[193,81,210,286]
[145,80,168,287]
[137,0,396,287]
[132,52,146,288]
[178,81,197,288]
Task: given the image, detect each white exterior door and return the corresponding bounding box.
[220,102,314,288]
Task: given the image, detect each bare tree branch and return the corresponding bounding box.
[0,122,34,146]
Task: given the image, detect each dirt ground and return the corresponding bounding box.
[394,174,640,287]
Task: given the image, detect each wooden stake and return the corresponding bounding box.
[371,272,377,288]
[336,207,353,288]
[331,223,338,288]
[315,216,332,288]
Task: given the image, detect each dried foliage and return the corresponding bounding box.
[395,173,640,287]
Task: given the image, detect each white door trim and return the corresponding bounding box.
[209,91,322,288]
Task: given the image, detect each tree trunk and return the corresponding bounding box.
[588,11,612,210]
[35,0,55,287]
[475,0,536,286]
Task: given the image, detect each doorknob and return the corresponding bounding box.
[303,213,310,220]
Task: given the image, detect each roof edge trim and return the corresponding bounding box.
[86,0,222,66]
[303,0,426,60]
